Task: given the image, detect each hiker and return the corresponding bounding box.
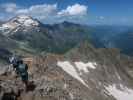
[9,56,17,68]
[9,56,20,74]
[17,60,28,85]
[9,56,29,85]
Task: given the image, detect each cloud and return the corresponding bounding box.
[1,3,18,13]
[0,3,88,24]
[58,4,87,16]
[16,3,87,20]
[16,4,57,20]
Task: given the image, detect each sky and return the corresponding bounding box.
[0,0,133,25]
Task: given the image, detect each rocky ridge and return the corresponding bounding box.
[0,42,133,100]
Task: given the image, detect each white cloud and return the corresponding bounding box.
[58,4,87,16]
[29,4,57,15]
[1,3,18,13]
[16,4,57,20]
[0,3,88,24]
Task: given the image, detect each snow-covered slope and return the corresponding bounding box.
[13,15,39,26]
[57,60,133,100]
[57,61,89,87]
[57,61,97,87]
[0,15,39,35]
[106,84,133,100]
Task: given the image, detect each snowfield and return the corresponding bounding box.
[0,15,39,32]
[106,84,133,100]
[57,61,97,87]
[17,15,39,26]
[75,61,96,73]
[57,61,133,100]
[2,23,18,30]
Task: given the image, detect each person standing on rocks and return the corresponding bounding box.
[17,60,29,86]
[9,56,29,87]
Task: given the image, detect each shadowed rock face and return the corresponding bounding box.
[0,43,133,100]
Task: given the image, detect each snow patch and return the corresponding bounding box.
[75,61,96,73]
[1,15,39,32]
[57,61,89,87]
[2,23,17,30]
[24,19,38,26]
[106,84,133,100]
[17,15,39,26]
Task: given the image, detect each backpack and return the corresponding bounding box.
[18,64,27,76]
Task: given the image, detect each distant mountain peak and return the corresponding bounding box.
[0,15,40,35]
[8,15,39,27]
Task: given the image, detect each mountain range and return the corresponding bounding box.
[0,15,133,58]
[0,15,89,58]
[0,15,133,100]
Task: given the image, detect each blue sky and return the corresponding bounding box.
[0,0,133,25]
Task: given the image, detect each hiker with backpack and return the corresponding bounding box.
[9,56,29,86]
[17,60,28,85]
